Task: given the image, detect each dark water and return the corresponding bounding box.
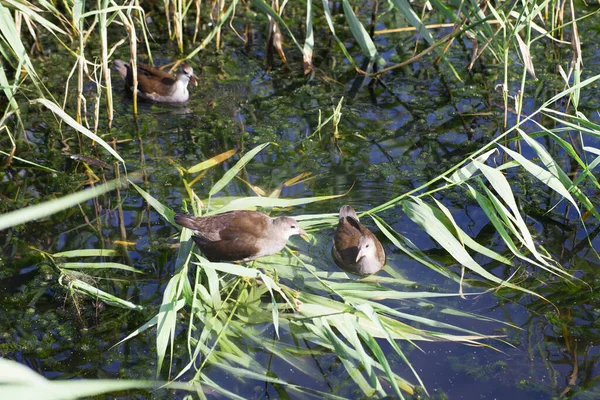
[2,5,600,399]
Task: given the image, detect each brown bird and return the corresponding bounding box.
[333,205,386,275]
[174,210,308,262]
[113,60,196,103]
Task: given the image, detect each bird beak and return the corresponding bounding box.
[355,248,366,263]
[299,228,310,242]
[190,75,198,87]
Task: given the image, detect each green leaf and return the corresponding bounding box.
[0,179,121,231]
[209,143,269,197]
[342,0,384,67]
[60,262,142,273]
[31,98,125,166]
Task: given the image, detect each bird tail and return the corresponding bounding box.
[339,205,358,220]
[174,213,197,230]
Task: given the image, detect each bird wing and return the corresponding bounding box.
[137,63,176,80]
[333,215,362,266]
[134,63,176,95]
[195,234,261,262]
[218,212,270,240]
[200,212,270,261]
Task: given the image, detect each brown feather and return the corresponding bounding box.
[333,205,385,275]
[175,210,304,262]
[112,59,195,102]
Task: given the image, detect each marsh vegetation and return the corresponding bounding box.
[1,0,600,398]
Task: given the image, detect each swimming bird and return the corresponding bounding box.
[112,60,196,103]
[175,210,307,262]
[333,205,386,275]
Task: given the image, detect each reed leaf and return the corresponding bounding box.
[61,277,144,311]
[32,98,125,165]
[0,179,121,231]
[209,143,270,197]
[341,0,384,68]
[60,262,143,273]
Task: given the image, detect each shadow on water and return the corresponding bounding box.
[3,8,600,400]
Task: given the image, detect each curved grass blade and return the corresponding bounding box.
[32,98,125,166]
[321,0,358,69]
[53,249,120,257]
[214,193,344,214]
[473,160,564,270]
[129,181,175,223]
[501,144,578,212]
[317,318,377,396]
[402,197,550,297]
[0,359,194,399]
[342,0,384,67]
[61,277,144,311]
[187,149,237,174]
[60,262,142,273]
[0,178,121,231]
[209,143,269,197]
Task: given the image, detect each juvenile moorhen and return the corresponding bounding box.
[113,60,196,103]
[175,210,307,262]
[333,205,386,275]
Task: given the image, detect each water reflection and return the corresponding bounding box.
[3,18,600,400]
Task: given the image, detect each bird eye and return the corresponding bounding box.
[291,225,296,229]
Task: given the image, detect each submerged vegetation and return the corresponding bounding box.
[1,0,600,398]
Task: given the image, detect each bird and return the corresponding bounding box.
[112,59,196,103]
[333,205,386,275]
[174,210,308,262]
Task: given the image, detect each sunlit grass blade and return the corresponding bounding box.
[155,229,193,377]
[359,330,403,398]
[317,318,377,396]
[129,181,175,223]
[321,0,358,69]
[60,262,142,273]
[473,160,565,270]
[336,314,382,392]
[32,98,125,166]
[500,144,578,212]
[0,359,194,399]
[209,143,269,197]
[430,198,514,266]
[464,182,561,273]
[372,215,461,282]
[402,197,551,296]
[192,258,261,277]
[3,0,67,36]
[214,194,344,214]
[60,276,144,311]
[187,149,237,174]
[53,249,120,257]
[448,149,497,184]
[0,3,42,91]
[0,178,121,231]
[202,264,222,310]
[341,0,383,67]
[355,303,424,396]
[156,272,189,377]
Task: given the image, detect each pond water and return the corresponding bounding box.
[2,3,600,399]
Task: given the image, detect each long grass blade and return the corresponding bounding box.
[0,179,121,231]
[209,143,269,197]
